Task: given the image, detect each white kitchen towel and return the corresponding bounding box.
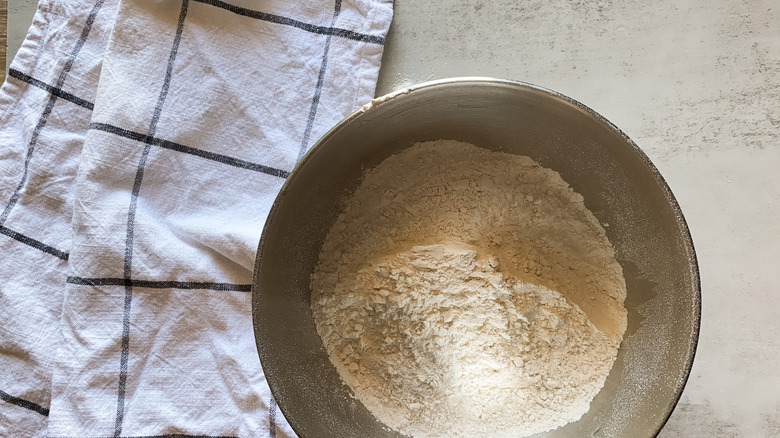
[0,0,393,436]
[0,0,118,436]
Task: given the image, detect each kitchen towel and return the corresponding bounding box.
[0,0,393,436]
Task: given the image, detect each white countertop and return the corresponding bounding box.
[7,0,780,436]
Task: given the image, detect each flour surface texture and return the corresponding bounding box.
[311,140,628,438]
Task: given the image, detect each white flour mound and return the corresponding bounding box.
[311,140,627,438]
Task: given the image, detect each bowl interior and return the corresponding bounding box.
[252,79,700,438]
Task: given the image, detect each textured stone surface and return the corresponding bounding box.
[8,0,780,435]
[5,0,34,71]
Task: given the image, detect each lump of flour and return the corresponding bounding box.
[311,140,627,438]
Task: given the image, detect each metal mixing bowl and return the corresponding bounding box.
[252,78,700,437]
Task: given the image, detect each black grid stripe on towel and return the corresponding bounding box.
[113,0,190,434]
[67,276,251,291]
[268,396,278,438]
[89,123,289,178]
[0,389,50,416]
[7,68,95,110]
[0,225,69,260]
[192,0,384,45]
[297,0,342,160]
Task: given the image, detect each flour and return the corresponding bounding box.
[311,140,627,437]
